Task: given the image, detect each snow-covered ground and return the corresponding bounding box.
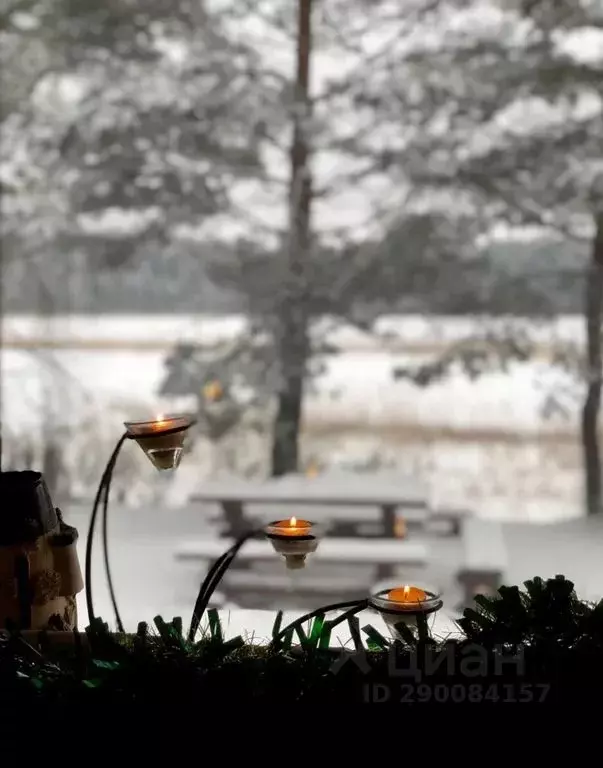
[1,312,586,350]
[1,314,586,522]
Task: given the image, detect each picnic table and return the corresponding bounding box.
[178,471,470,592]
[189,471,468,539]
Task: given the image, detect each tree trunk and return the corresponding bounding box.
[271,0,314,477]
[0,221,3,472]
[582,214,603,515]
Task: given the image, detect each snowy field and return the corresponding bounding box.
[1,312,586,351]
[1,314,586,522]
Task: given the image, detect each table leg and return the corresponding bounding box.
[221,501,246,537]
[376,562,395,581]
[381,504,396,538]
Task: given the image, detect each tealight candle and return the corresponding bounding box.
[149,415,169,432]
[369,585,443,640]
[124,415,195,471]
[273,517,312,537]
[265,518,319,570]
[388,585,427,604]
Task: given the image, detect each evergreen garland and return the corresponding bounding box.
[1,575,602,711]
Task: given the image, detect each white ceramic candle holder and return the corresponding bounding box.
[369,587,443,640]
[264,519,320,570]
[124,415,195,471]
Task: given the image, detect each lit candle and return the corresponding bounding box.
[388,585,428,604]
[370,584,442,640]
[124,415,195,470]
[265,518,319,570]
[273,517,312,537]
[127,415,184,436]
[150,414,169,432]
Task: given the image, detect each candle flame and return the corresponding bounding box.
[290,517,297,527]
[387,585,428,604]
[150,414,169,432]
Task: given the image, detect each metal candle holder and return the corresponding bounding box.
[85,415,195,633]
[264,519,321,570]
[188,520,323,640]
[186,526,448,652]
[124,416,193,471]
[369,587,443,640]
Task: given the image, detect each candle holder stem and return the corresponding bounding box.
[101,438,126,634]
[268,599,368,651]
[188,527,263,642]
[85,433,127,632]
[188,519,324,644]
[87,417,196,635]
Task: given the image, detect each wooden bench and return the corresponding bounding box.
[220,571,369,594]
[175,536,429,581]
[457,518,508,606]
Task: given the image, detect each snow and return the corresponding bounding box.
[559,28,603,65]
[1,313,584,433]
[1,312,586,348]
[2,314,248,347]
[0,313,587,523]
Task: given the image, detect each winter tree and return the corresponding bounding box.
[200,0,505,476]
[347,0,602,513]
[0,0,276,483]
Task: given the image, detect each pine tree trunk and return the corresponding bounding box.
[271,0,314,477]
[0,224,3,472]
[582,214,603,516]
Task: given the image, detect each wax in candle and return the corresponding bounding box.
[126,415,194,437]
[274,517,311,536]
[388,586,427,604]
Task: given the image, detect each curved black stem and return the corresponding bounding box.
[86,422,196,632]
[269,599,368,651]
[186,529,371,649]
[101,439,127,633]
[85,433,127,630]
[188,528,263,642]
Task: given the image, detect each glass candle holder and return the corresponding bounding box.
[124,415,195,471]
[369,586,443,640]
[264,518,320,570]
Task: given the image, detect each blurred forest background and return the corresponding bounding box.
[1,0,601,518]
